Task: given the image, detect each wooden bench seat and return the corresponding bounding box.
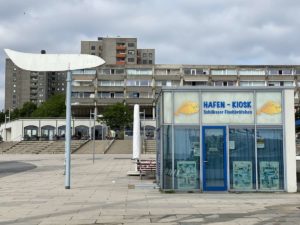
[137,159,156,179]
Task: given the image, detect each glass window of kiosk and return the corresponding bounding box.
[163,126,173,189]
[174,127,200,190]
[229,127,256,190]
[257,128,284,191]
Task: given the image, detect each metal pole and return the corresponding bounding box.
[65,70,72,189]
[93,105,97,164]
[89,109,92,140]
[143,109,146,139]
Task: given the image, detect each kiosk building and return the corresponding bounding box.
[156,87,297,192]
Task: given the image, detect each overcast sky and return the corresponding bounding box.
[1,0,300,110]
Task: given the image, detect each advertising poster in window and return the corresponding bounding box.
[174,92,199,124]
[192,142,200,157]
[177,161,197,189]
[259,161,280,190]
[256,92,282,124]
[233,161,252,189]
[202,92,254,124]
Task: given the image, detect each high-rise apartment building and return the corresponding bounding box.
[5,36,300,120]
[81,37,155,65]
[4,49,66,110]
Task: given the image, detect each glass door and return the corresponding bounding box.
[202,126,227,191]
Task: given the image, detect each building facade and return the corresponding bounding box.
[156,87,297,192]
[5,51,67,110]
[4,37,300,120]
[81,37,155,65]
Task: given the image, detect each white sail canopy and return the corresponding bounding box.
[4,49,105,71]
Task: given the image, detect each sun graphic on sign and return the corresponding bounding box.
[175,101,199,116]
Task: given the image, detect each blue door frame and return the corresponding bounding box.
[202,126,227,191]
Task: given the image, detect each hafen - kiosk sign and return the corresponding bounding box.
[168,91,282,124]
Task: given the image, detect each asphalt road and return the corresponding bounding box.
[0,161,36,178]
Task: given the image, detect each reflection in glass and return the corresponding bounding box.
[163,126,173,189]
[229,128,255,190]
[257,129,284,190]
[204,128,226,190]
[174,127,200,190]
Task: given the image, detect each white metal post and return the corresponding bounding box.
[65,70,72,189]
[93,105,97,164]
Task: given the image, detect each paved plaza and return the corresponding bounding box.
[0,154,299,225]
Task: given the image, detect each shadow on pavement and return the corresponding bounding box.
[0,161,37,178]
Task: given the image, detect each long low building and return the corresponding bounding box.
[0,118,156,142]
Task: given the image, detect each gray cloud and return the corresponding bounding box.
[0,0,300,109]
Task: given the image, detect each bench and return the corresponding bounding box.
[137,159,156,179]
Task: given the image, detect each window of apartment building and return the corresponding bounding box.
[101,69,111,75]
[183,68,204,75]
[184,81,208,86]
[156,81,172,86]
[240,81,265,86]
[149,60,153,64]
[128,50,135,55]
[268,81,280,87]
[115,92,124,98]
[239,70,265,76]
[211,69,237,75]
[268,69,293,75]
[143,53,147,57]
[117,42,126,46]
[128,43,135,47]
[100,81,124,86]
[116,69,125,74]
[127,69,153,75]
[91,45,96,50]
[128,92,140,98]
[91,53,95,55]
[126,80,151,86]
[128,58,135,62]
[214,81,235,86]
[99,92,110,98]
[142,60,147,64]
[149,53,153,58]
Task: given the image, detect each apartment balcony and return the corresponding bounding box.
[30,95,38,99]
[71,98,94,105]
[97,75,125,80]
[116,61,126,65]
[184,75,209,82]
[98,86,124,92]
[268,75,295,81]
[72,86,94,92]
[116,53,126,58]
[116,45,126,50]
[239,75,267,81]
[211,75,238,81]
[126,86,152,92]
[73,75,95,80]
[154,75,180,80]
[30,84,38,88]
[96,98,124,105]
[125,98,154,105]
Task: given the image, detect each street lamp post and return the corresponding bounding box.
[4,49,105,189]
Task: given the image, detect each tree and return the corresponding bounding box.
[19,102,37,117]
[31,94,66,117]
[101,103,133,132]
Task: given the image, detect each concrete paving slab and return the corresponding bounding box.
[0,154,299,225]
